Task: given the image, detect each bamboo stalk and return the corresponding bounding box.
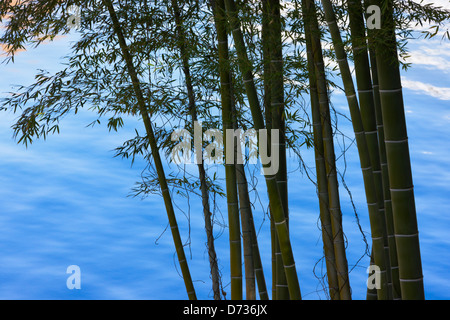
[210,0,242,300]
[261,0,278,300]
[263,0,289,300]
[229,73,269,300]
[103,0,196,300]
[346,0,394,299]
[320,0,393,299]
[303,0,351,300]
[170,0,222,300]
[222,0,302,299]
[367,45,401,299]
[369,0,424,300]
[301,0,339,299]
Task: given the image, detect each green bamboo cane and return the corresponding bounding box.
[236,164,256,300]
[303,0,351,300]
[210,0,242,300]
[301,0,339,299]
[262,0,278,300]
[370,0,424,300]
[320,0,397,299]
[103,0,196,300]
[229,73,268,300]
[346,0,394,299]
[367,45,401,299]
[222,0,302,299]
[170,0,222,300]
[263,10,278,299]
[229,73,256,300]
[236,162,271,300]
[263,0,289,300]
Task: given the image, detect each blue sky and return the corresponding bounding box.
[0,3,449,300]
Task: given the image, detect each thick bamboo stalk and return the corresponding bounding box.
[301,0,339,299]
[370,0,424,300]
[262,5,278,298]
[347,0,394,299]
[263,0,289,300]
[171,0,222,300]
[320,0,392,299]
[304,0,351,300]
[367,45,401,299]
[103,0,196,300]
[210,0,242,300]
[222,0,302,299]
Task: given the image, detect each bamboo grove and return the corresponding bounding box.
[1,0,449,300]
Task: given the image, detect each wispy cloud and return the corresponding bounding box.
[402,77,450,100]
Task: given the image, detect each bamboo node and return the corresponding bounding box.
[390,186,414,192]
[384,138,408,144]
[394,232,419,238]
[379,87,402,93]
[399,277,423,283]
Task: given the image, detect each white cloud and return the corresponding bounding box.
[401,77,450,100]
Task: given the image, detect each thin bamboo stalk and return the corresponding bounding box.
[222,0,302,299]
[304,0,352,300]
[170,0,222,300]
[103,0,196,300]
[261,0,278,300]
[301,0,339,299]
[229,73,268,300]
[210,0,242,300]
[229,76,256,300]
